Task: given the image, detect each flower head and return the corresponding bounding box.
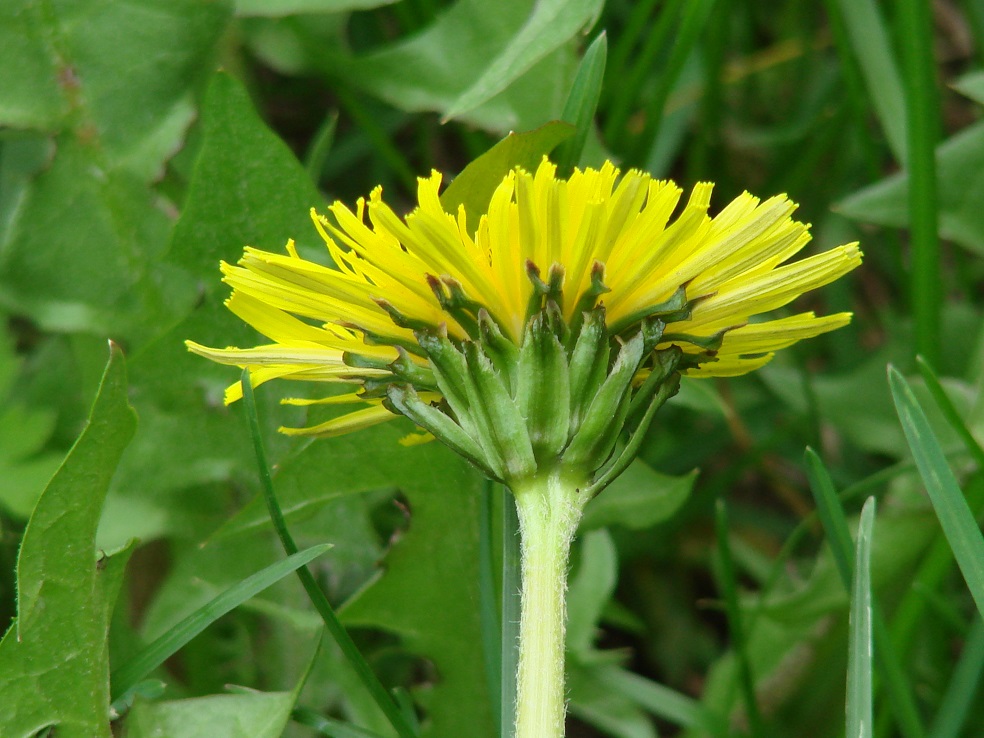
[188,158,860,488]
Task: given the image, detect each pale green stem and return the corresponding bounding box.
[511,471,588,738]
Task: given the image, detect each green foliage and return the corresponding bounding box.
[838,122,984,256]
[0,345,135,738]
[3,1,984,737]
[440,121,574,224]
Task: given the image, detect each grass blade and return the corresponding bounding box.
[829,0,908,163]
[713,500,765,736]
[304,110,339,184]
[805,448,926,738]
[846,497,876,738]
[292,707,391,738]
[928,616,984,738]
[596,665,729,736]
[110,544,330,701]
[804,448,856,585]
[555,32,608,175]
[241,371,418,738]
[889,366,984,618]
[633,0,716,163]
[603,0,685,146]
[898,0,942,366]
[915,356,984,469]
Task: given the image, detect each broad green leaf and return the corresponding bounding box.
[836,121,984,256]
[952,70,984,105]
[111,544,331,700]
[0,0,230,173]
[126,692,297,738]
[0,344,136,738]
[846,497,875,738]
[125,617,323,736]
[566,529,617,654]
[143,419,494,738]
[168,71,325,281]
[313,428,495,738]
[101,70,332,546]
[236,0,394,16]
[0,135,176,335]
[0,324,62,518]
[342,0,580,133]
[443,0,604,120]
[567,660,657,738]
[0,1,70,130]
[889,367,984,617]
[581,462,697,531]
[440,121,574,225]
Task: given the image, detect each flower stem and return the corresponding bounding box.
[511,471,587,738]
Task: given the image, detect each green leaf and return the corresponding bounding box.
[889,366,984,618]
[846,497,876,738]
[836,121,984,256]
[111,544,331,701]
[804,448,857,587]
[952,70,984,105]
[0,343,137,738]
[0,0,230,172]
[334,428,495,738]
[0,135,176,335]
[443,0,604,121]
[0,0,229,335]
[440,121,574,223]
[804,450,926,738]
[108,69,334,541]
[168,71,325,281]
[591,663,728,735]
[567,661,656,738]
[148,419,494,738]
[0,324,62,518]
[0,1,68,130]
[236,0,394,16]
[124,626,323,736]
[126,692,297,738]
[581,462,697,531]
[566,529,617,654]
[343,0,581,133]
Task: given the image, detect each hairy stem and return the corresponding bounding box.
[511,471,587,738]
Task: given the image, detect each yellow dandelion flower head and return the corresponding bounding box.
[187,157,860,465]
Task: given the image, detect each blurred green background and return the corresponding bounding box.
[2,0,984,736]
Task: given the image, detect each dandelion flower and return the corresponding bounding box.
[189,157,859,481]
[187,156,861,738]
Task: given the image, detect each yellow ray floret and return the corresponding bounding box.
[187,157,861,438]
